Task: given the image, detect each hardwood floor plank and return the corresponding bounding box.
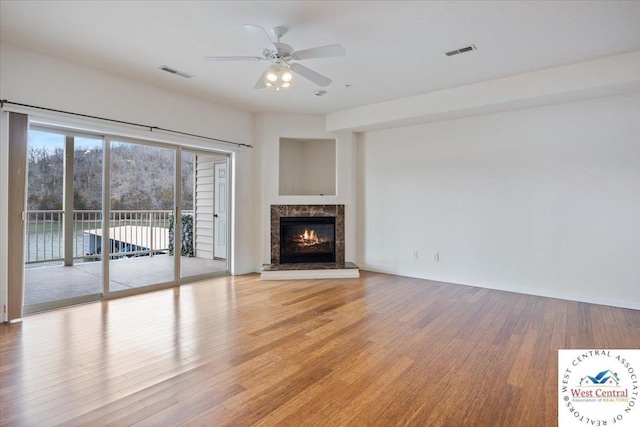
[506,326,538,387]
[101,396,179,427]
[614,307,640,348]
[1,271,638,426]
[130,383,245,426]
[322,356,415,426]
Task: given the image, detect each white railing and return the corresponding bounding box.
[74,210,102,260]
[25,210,64,263]
[106,210,173,258]
[25,210,191,264]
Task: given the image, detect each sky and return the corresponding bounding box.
[28,130,103,151]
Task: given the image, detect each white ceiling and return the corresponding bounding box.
[1,1,639,115]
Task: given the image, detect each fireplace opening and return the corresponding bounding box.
[280,216,336,264]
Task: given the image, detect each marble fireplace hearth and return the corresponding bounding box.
[261,204,359,280]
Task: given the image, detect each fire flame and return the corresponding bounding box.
[301,228,319,244]
[294,228,330,248]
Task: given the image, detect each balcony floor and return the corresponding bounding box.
[24,255,227,307]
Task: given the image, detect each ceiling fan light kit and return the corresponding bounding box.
[265,63,293,91]
[205,24,345,91]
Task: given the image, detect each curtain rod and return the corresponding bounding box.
[0,99,253,149]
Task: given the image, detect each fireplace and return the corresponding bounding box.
[264,205,358,279]
[270,205,345,265]
[280,216,336,264]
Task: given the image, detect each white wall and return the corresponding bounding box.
[0,42,257,318]
[358,92,640,309]
[255,113,357,266]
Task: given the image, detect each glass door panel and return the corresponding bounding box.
[179,150,229,280]
[69,136,104,297]
[108,140,176,291]
[24,130,103,313]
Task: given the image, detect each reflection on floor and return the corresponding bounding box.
[24,255,227,306]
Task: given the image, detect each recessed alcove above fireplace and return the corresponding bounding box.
[279,138,336,196]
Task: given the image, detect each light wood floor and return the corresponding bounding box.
[1,272,639,426]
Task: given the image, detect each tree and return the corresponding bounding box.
[27,139,194,212]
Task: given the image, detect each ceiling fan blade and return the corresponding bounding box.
[292,44,346,60]
[253,70,268,89]
[204,56,264,62]
[244,24,277,50]
[290,64,332,87]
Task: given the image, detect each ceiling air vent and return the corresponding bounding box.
[159,65,193,78]
[445,44,477,57]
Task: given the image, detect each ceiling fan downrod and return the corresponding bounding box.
[271,26,287,42]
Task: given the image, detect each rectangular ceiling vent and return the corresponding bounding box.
[445,44,477,57]
[159,65,193,78]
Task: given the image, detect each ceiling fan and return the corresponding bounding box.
[204,25,345,90]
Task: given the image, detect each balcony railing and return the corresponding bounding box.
[25,210,190,264]
[25,210,64,263]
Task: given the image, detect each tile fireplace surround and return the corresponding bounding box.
[262,204,359,280]
[270,204,345,265]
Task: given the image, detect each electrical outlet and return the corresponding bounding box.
[433,252,440,262]
[413,250,419,259]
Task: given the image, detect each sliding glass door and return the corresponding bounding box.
[22,125,231,314]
